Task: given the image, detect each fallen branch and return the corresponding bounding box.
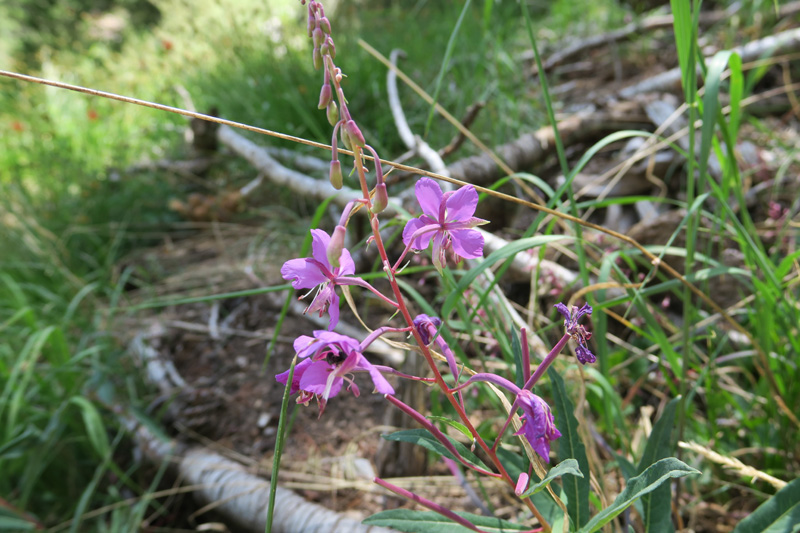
[446,101,649,186]
[527,3,746,74]
[618,26,800,100]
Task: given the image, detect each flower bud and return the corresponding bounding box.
[344,119,365,147]
[326,101,339,126]
[340,128,352,151]
[372,183,389,213]
[514,473,529,496]
[306,13,315,37]
[322,36,336,59]
[327,224,347,268]
[319,16,331,34]
[329,160,343,189]
[312,27,324,48]
[312,47,322,70]
[318,83,332,109]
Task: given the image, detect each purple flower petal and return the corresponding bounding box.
[293,335,316,356]
[300,361,343,399]
[357,357,395,395]
[415,178,443,218]
[338,247,356,276]
[327,291,340,330]
[445,184,479,222]
[281,258,328,289]
[576,345,596,365]
[309,228,332,269]
[275,358,313,393]
[449,228,484,259]
[403,217,439,250]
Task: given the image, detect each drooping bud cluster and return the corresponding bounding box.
[303,0,387,207]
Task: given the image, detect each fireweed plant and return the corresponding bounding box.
[269,2,700,532]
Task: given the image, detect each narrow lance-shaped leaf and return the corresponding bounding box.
[578,458,700,533]
[638,397,680,533]
[382,429,488,471]
[732,477,800,533]
[364,509,528,533]
[521,459,583,498]
[548,367,590,528]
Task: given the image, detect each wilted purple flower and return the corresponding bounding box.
[281,229,355,330]
[276,330,394,414]
[402,178,487,272]
[453,372,561,462]
[412,314,442,345]
[554,302,596,364]
[514,389,562,462]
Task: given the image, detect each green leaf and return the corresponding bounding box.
[521,459,583,497]
[638,397,680,533]
[733,477,800,533]
[428,416,472,441]
[578,458,700,533]
[0,516,36,530]
[69,396,110,458]
[549,367,590,528]
[383,429,488,471]
[363,509,527,533]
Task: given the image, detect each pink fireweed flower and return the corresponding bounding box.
[281,229,355,330]
[276,330,394,415]
[402,178,487,272]
[554,302,596,364]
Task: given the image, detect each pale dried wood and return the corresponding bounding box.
[446,102,649,186]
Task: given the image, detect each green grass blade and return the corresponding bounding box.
[424,0,472,137]
[441,235,568,319]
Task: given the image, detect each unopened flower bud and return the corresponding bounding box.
[326,101,339,126]
[307,13,315,37]
[319,16,331,34]
[344,119,365,147]
[329,160,343,189]
[515,473,529,496]
[318,83,332,109]
[322,36,336,58]
[340,128,352,151]
[372,183,389,213]
[312,27,324,48]
[327,224,347,268]
[312,47,322,69]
